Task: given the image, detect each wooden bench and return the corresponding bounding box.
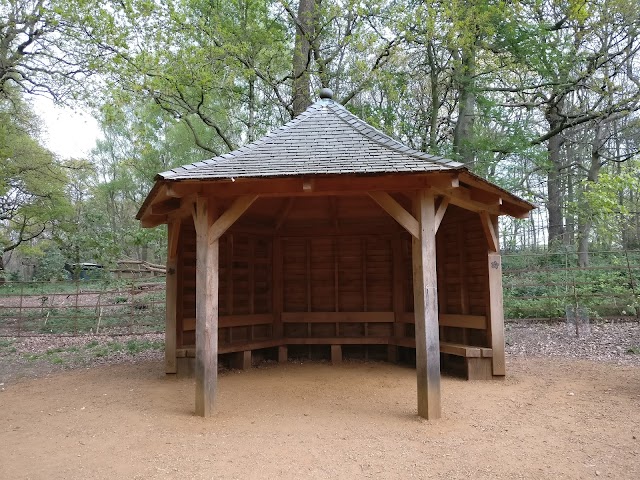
[176,312,495,379]
[394,313,494,379]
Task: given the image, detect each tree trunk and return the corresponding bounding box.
[248,77,255,142]
[545,98,566,247]
[577,124,604,267]
[292,0,316,117]
[452,44,476,166]
[427,40,439,153]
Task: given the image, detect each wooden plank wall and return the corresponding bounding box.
[280,236,394,339]
[177,218,272,348]
[434,206,489,347]
[175,198,492,358]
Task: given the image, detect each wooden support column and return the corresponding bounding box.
[389,235,405,363]
[273,237,284,339]
[487,251,506,376]
[231,350,252,370]
[331,345,342,364]
[412,189,441,419]
[275,237,286,364]
[165,220,180,374]
[193,196,219,417]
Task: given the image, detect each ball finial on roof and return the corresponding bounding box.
[319,88,333,100]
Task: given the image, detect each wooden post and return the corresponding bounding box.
[487,252,506,376]
[331,345,342,364]
[193,196,219,417]
[273,237,283,339]
[165,220,180,374]
[278,345,288,363]
[389,235,405,363]
[412,189,441,419]
[231,350,252,370]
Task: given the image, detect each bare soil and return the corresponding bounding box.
[1,354,639,479]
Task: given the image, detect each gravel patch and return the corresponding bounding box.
[505,319,640,366]
[1,320,638,389]
[0,333,163,386]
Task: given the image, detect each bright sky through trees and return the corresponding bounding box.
[32,97,101,159]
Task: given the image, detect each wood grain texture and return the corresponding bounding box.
[165,258,178,374]
[209,195,258,243]
[412,189,441,420]
[193,196,218,417]
[282,312,394,323]
[368,191,419,238]
[479,210,499,252]
[487,252,506,376]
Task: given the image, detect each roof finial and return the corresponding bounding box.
[319,88,333,100]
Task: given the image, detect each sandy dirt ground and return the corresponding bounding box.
[1,356,639,480]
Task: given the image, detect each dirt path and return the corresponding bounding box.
[1,357,639,480]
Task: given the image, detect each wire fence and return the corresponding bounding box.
[502,249,640,320]
[1,249,639,337]
[0,278,166,337]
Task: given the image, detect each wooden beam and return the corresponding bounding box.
[439,314,486,329]
[412,189,441,420]
[433,187,501,216]
[500,203,532,219]
[390,235,405,362]
[166,184,182,197]
[331,345,342,364]
[274,198,295,231]
[160,173,462,198]
[165,221,179,374]
[192,196,219,417]
[152,198,181,215]
[368,191,419,239]
[425,173,459,189]
[470,189,502,205]
[168,220,181,261]
[281,312,395,323]
[209,195,258,243]
[272,238,284,338]
[140,215,167,228]
[183,314,273,331]
[479,211,499,252]
[487,252,506,376]
[434,197,449,233]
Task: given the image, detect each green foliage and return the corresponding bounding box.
[503,250,640,318]
[32,244,68,282]
[0,93,72,257]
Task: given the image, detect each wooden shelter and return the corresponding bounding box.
[137,90,534,419]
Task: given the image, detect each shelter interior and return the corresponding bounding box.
[171,192,500,380]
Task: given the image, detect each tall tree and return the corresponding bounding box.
[0,91,71,271]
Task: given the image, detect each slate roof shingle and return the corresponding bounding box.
[158,98,465,181]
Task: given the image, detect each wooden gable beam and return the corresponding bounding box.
[209,195,258,243]
[140,215,167,228]
[434,197,449,233]
[470,189,502,206]
[479,211,499,252]
[151,198,182,215]
[434,187,501,216]
[368,191,419,239]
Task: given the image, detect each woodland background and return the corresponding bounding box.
[2,0,640,283]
